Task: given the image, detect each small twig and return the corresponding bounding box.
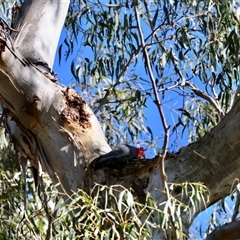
[140,4,224,118]
[93,88,113,114]
[16,156,38,238]
[185,81,224,116]
[93,13,173,114]
[0,18,19,32]
[140,2,178,238]
[39,177,54,240]
[158,81,180,92]
[134,2,170,192]
[93,41,142,114]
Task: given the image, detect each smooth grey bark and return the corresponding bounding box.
[0,0,240,239]
[0,0,111,193]
[13,0,67,67]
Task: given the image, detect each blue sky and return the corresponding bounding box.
[53,27,199,235]
[53,27,191,157]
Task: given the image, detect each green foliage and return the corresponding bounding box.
[0,142,209,240]
[61,0,240,148]
[57,185,154,239]
[0,0,239,238]
[37,183,209,239]
[58,1,239,237]
[0,137,208,239]
[0,143,58,239]
[56,183,208,239]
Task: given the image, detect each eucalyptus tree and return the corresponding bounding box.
[0,0,240,239]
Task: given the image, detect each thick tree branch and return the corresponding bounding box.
[185,81,224,116]
[206,220,240,240]
[91,97,240,237]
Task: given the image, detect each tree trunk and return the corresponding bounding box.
[206,220,240,240]
[0,0,111,193]
[1,0,240,238]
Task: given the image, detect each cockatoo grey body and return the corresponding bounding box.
[94,144,145,170]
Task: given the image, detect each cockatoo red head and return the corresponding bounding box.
[136,147,145,159]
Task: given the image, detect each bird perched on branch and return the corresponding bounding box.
[94,144,145,170]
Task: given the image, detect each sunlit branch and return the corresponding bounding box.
[134,0,170,193]
[185,81,224,116]
[139,2,177,237]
